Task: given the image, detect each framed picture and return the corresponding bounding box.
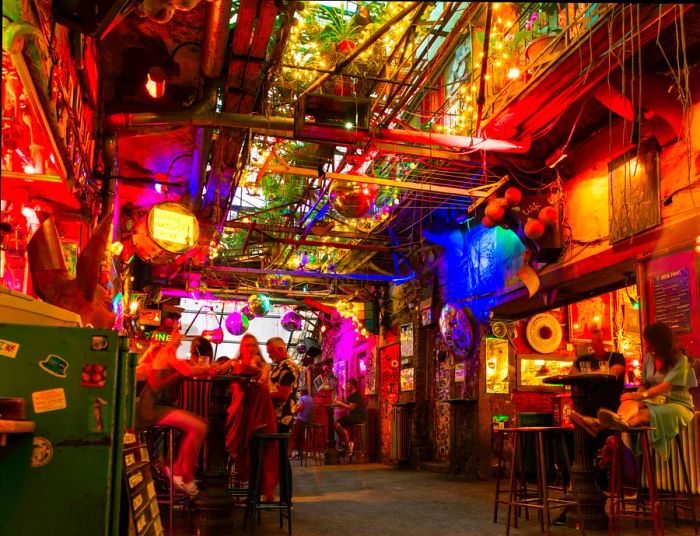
[400,367,414,391]
[400,323,413,357]
[568,293,613,343]
[608,139,661,243]
[517,355,572,392]
[485,337,509,394]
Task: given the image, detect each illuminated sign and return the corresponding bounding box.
[152,206,196,246]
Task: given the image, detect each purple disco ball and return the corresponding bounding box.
[296,342,307,354]
[281,311,303,332]
[225,311,249,336]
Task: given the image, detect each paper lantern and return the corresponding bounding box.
[504,187,522,207]
[482,216,497,228]
[438,303,476,356]
[538,206,558,226]
[281,311,302,332]
[485,201,505,223]
[248,293,271,316]
[524,218,545,239]
[225,311,249,336]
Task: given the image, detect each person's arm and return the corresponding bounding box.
[622,354,684,401]
[568,357,582,376]
[164,346,208,377]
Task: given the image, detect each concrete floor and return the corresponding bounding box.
[172,463,697,536]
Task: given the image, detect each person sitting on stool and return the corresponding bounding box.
[333,378,367,456]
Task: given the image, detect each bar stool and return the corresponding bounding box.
[503,427,586,536]
[300,423,325,467]
[348,423,368,463]
[139,425,178,535]
[608,426,664,535]
[243,432,292,534]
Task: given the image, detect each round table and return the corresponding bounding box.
[185,374,253,535]
[543,373,617,531]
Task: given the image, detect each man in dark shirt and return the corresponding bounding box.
[570,328,626,415]
[333,378,367,455]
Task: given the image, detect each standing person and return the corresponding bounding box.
[136,325,210,496]
[333,378,367,456]
[267,337,301,432]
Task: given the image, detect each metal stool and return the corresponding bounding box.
[504,427,586,536]
[608,426,664,535]
[139,425,177,535]
[300,423,325,467]
[348,423,367,463]
[243,432,292,534]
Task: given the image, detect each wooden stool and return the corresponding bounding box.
[244,432,292,534]
[348,423,367,463]
[300,423,325,467]
[503,427,586,536]
[608,426,664,535]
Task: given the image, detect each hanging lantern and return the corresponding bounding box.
[132,202,200,265]
[201,327,224,344]
[538,206,558,226]
[248,293,271,316]
[225,311,249,336]
[524,218,546,239]
[485,201,505,223]
[330,182,377,219]
[280,311,302,332]
[504,187,522,207]
[482,216,497,228]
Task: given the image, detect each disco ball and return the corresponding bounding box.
[241,304,256,320]
[248,293,271,316]
[281,311,303,332]
[438,303,476,356]
[225,311,249,336]
[330,182,377,219]
[296,342,307,354]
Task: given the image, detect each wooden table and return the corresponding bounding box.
[543,373,617,531]
[0,419,35,447]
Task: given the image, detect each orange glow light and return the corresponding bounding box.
[146,67,166,99]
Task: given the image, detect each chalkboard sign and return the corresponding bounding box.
[123,430,164,536]
[652,267,692,333]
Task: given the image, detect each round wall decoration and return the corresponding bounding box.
[438,303,478,358]
[526,313,562,354]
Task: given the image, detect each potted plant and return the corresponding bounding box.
[512,3,565,63]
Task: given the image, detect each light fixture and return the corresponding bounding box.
[110,241,124,255]
[146,66,166,99]
[545,146,568,168]
[628,296,640,310]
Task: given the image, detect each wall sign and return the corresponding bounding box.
[653,267,692,333]
[454,363,466,383]
[400,367,414,391]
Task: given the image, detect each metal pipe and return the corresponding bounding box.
[102,110,294,133]
[211,266,416,283]
[201,0,233,78]
[251,235,404,252]
[377,128,530,153]
[475,3,493,136]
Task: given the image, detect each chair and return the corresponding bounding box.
[243,432,293,534]
[502,426,586,536]
[299,422,325,466]
[607,426,664,535]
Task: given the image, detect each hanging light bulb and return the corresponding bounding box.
[146,67,166,99]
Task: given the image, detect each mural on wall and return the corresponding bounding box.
[608,140,661,243]
[434,345,452,461]
[379,343,400,460]
[568,293,613,343]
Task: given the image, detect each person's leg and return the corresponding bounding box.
[334,420,349,446]
[626,407,650,427]
[617,400,643,422]
[159,409,208,483]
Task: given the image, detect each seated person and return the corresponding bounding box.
[571,322,697,459]
[569,328,626,411]
[333,378,367,456]
[136,325,210,496]
[288,388,314,457]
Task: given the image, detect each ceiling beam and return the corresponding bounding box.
[223,220,387,241]
[259,163,503,198]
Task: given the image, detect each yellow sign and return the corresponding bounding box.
[152,206,195,246]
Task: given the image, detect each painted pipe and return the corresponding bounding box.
[102,111,528,153]
[212,266,416,284]
[201,0,233,78]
